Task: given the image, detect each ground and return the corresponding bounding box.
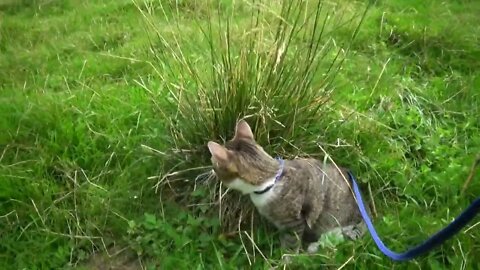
[1,0,479,269]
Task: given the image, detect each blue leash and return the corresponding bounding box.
[347,171,480,261]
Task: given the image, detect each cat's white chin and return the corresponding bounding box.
[226,178,278,210]
[226,177,276,195]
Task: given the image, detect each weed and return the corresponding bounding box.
[141,0,369,230]
[1,0,479,269]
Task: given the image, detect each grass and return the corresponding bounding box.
[1,0,479,269]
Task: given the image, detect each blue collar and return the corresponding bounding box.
[274,157,285,181]
[253,157,284,195]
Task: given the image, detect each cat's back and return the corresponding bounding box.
[284,158,362,227]
[300,158,362,229]
[265,158,352,212]
[254,158,361,231]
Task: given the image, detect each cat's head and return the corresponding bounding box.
[207,120,280,194]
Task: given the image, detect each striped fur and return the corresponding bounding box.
[207,120,366,252]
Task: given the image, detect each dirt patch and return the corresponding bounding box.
[77,246,143,270]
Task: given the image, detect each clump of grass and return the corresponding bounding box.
[2,0,480,268]
[137,0,368,229]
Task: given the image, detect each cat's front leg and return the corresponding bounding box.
[306,222,366,254]
[280,232,301,252]
[341,222,366,240]
[279,230,303,265]
[279,218,305,253]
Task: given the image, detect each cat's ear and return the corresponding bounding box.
[234,119,254,141]
[207,141,230,162]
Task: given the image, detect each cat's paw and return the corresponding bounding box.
[281,254,293,265]
[280,248,300,266]
[306,242,319,254]
[280,233,301,250]
[341,224,365,240]
[316,228,345,249]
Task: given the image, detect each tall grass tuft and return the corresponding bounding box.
[137,0,368,229]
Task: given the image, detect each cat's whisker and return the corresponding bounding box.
[186,202,216,208]
[194,169,214,183]
[152,165,212,191]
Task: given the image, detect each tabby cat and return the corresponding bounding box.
[207,120,366,253]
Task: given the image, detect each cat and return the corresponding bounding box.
[207,119,367,253]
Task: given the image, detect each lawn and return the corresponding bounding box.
[1,0,479,269]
